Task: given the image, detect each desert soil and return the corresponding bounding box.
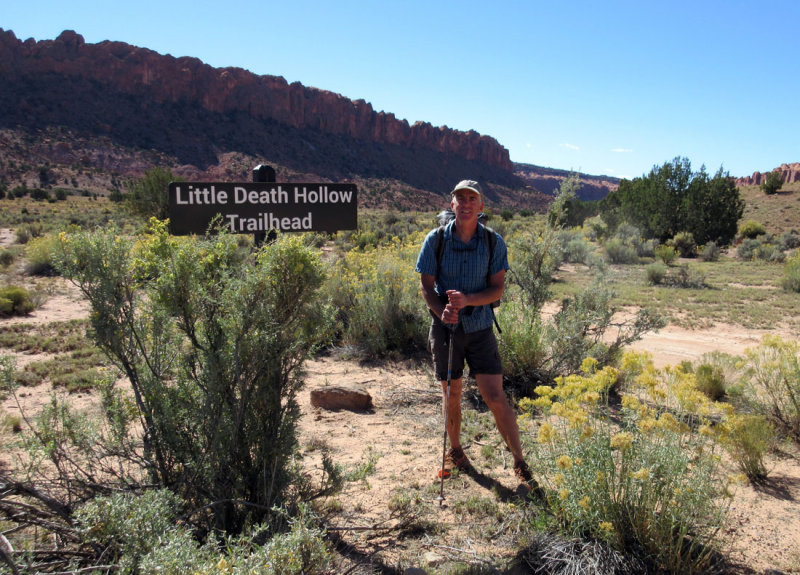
[1,276,799,574]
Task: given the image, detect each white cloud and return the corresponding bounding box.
[611,148,633,153]
[559,143,580,151]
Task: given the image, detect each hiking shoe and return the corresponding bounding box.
[438,447,471,478]
[514,460,533,484]
[514,460,546,500]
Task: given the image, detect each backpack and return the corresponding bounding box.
[433,210,502,332]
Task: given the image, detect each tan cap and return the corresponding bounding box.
[451,179,483,196]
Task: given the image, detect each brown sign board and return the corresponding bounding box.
[168,182,358,235]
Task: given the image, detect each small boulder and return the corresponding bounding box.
[310,386,372,411]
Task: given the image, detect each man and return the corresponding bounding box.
[415,179,534,486]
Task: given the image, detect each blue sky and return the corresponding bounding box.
[4,0,798,179]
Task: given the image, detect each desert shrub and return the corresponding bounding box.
[0,246,22,267]
[720,414,775,482]
[520,354,731,572]
[30,188,50,201]
[654,244,677,265]
[75,491,331,574]
[754,241,786,263]
[603,238,638,264]
[14,222,44,244]
[637,238,657,258]
[504,278,664,386]
[669,231,696,258]
[778,230,800,251]
[75,489,183,572]
[739,219,766,239]
[326,233,429,358]
[508,224,563,311]
[736,238,762,261]
[137,505,330,575]
[668,264,707,288]
[124,166,180,220]
[699,241,721,262]
[695,363,726,400]
[0,285,35,316]
[558,228,591,264]
[583,215,608,241]
[24,233,61,276]
[782,251,800,293]
[497,300,547,387]
[55,220,335,533]
[644,262,667,285]
[737,335,800,441]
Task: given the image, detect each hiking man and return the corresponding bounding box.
[415,179,534,486]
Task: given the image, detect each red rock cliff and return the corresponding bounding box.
[736,163,800,186]
[0,29,512,172]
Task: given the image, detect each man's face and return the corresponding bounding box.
[450,190,484,222]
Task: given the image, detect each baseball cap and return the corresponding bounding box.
[451,179,483,196]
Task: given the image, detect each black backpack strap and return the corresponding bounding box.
[482,225,502,333]
[434,226,446,284]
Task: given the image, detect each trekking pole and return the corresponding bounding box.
[437,321,456,506]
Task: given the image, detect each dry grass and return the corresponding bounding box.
[739,182,800,234]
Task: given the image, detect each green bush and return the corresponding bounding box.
[738,335,800,441]
[736,238,762,261]
[14,222,44,244]
[669,231,697,258]
[699,241,721,262]
[761,170,784,195]
[0,246,20,267]
[779,230,800,251]
[695,363,726,400]
[0,285,35,316]
[721,414,775,482]
[325,233,429,358]
[508,224,563,311]
[644,262,667,285]
[668,264,707,289]
[654,244,677,265]
[55,221,334,533]
[75,489,183,572]
[556,228,592,264]
[603,238,638,264]
[739,219,767,239]
[24,233,60,276]
[783,251,800,292]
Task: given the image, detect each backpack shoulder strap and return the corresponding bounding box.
[483,224,496,272]
[434,226,446,281]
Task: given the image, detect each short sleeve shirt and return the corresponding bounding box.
[415,221,509,333]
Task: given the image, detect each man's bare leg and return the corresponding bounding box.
[441,377,463,450]
[475,373,525,464]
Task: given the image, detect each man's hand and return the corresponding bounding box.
[445,290,467,311]
[441,302,459,324]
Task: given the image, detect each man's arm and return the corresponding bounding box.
[420,273,459,324]
[446,270,505,310]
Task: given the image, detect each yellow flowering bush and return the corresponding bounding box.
[521,352,731,572]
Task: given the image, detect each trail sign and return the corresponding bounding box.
[168,181,358,235]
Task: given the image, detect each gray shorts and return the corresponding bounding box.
[429,321,502,381]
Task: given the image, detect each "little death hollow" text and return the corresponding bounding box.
[168,182,358,235]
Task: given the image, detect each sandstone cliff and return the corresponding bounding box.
[0,29,520,195]
[736,163,800,187]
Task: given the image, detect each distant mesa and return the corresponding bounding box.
[0,29,511,178]
[736,163,800,187]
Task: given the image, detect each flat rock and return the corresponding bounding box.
[310,386,372,411]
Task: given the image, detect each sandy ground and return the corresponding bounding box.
[1,277,799,574]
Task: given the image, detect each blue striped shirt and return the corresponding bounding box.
[415,221,509,333]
